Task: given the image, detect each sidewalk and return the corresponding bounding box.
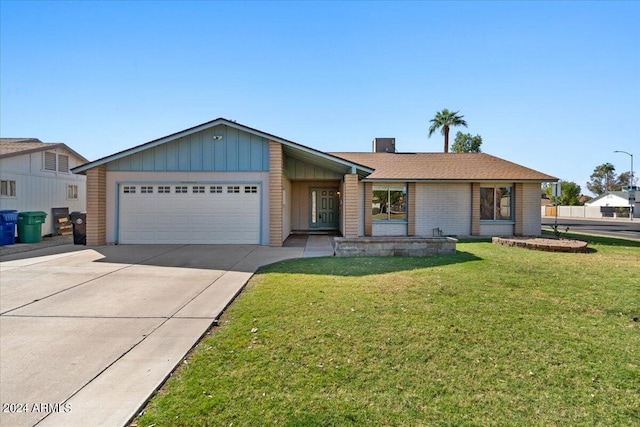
[0,235,79,259]
[542,215,637,222]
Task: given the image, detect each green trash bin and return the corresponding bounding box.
[17,211,47,243]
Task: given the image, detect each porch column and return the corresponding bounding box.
[514,183,524,236]
[86,165,106,246]
[364,182,372,236]
[407,182,416,236]
[471,183,480,236]
[269,141,283,246]
[343,173,359,238]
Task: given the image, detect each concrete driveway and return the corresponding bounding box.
[0,244,304,427]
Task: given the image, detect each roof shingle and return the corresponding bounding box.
[0,138,88,162]
[329,152,557,181]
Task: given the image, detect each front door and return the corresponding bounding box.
[309,188,339,230]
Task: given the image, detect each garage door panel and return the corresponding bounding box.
[118,183,261,244]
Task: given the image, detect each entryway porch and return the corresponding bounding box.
[283,233,336,257]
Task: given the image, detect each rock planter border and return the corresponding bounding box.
[492,236,588,253]
[334,236,457,257]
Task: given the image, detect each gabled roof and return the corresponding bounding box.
[0,138,88,162]
[72,117,373,176]
[585,191,634,206]
[329,152,557,182]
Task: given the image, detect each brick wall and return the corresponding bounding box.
[269,141,283,246]
[407,182,416,236]
[471,183,480,235]
[364,182,372,236]
[86,166,106,246]
[514,183,524,235]
[522,183,542,235]
[415,183,472,237]
[357,182,365,236]
[343,174,359,238]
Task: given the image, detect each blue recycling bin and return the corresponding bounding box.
[0,210,18,246]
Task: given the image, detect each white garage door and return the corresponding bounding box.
[118,183,260,244]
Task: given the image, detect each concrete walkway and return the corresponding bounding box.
[0,244,304,427]
[303,235,335,257]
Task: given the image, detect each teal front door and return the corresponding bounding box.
[309,188,339,230]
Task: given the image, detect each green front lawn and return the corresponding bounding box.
[135,238,639,427]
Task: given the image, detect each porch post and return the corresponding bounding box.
[86,165,106,246]
[364,182,372,236]
[514,183,524,236]
[269,141,283,246]
[471,183,480,236]
[407,182,416,236]
[343,173,359,238]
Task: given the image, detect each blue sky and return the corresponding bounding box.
[1,1,638,194]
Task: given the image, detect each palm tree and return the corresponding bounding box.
[428,109,468,153]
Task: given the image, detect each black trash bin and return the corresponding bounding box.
[69,212,87,245]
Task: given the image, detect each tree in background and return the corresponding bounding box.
[587,163,617,195]
[543,181,582,205]
[586,163,635,195]
[451,131,482,153]
[617,171,634,189]
[428,109,467,153]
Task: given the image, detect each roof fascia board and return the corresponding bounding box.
[73,118,229,173]
[221,122,372,172]
[283,144,374,174]
[72,117,373,175]
[362,178,557,183]
[1,143,88,163]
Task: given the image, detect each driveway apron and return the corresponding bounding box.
[0,244,303,427]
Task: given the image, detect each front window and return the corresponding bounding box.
[481,186,513,221]
[372,184,407,221]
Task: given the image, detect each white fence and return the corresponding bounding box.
[542,205,639,219]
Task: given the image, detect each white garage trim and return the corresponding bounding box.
[116,181,262,244]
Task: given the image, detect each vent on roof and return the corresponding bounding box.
[372,138,395,153]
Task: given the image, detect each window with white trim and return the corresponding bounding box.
[227,186,240,193]
[141,186,154,194]
[244,185,258,194]
[192,186,205,193]
[158,186,171,194]
[67,184,78,200]
[372,184,407,221]
[1,180,16,197]
[175,186,188,194]
[480,186,513,221]
[210,186,223,193]
[123,186,136,194]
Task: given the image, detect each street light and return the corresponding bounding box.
[614,150,635,220]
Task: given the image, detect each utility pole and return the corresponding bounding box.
[614,150,635,220]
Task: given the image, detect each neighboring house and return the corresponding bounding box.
[585,191,638,218]
[0,138,88,237]
[72,118,557,246]
[585,191,635,208]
